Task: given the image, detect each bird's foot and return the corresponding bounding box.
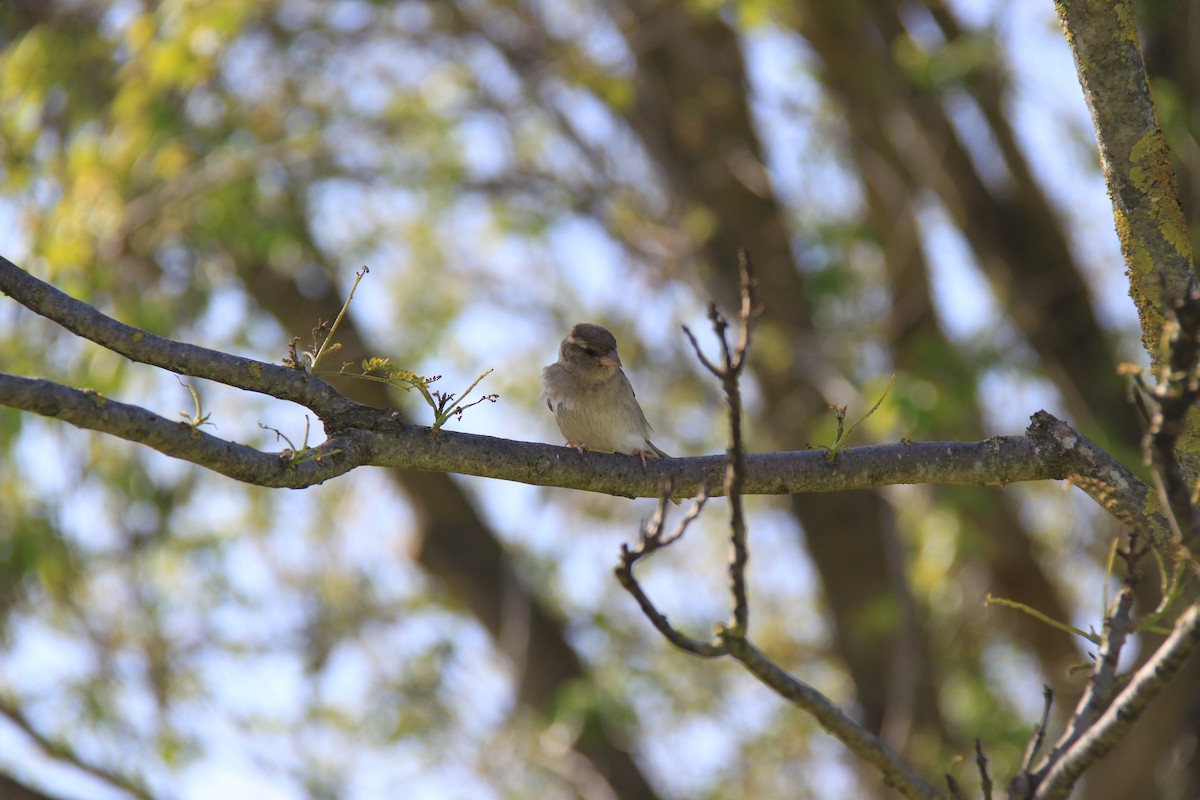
[633,449,680,504]
[567,441,589,457]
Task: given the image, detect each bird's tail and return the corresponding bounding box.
[646,441,669,459]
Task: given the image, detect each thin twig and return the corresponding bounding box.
[976,739,993,800]
[680,250,758,634]
[984,595,1100,644]
[720,250,757,634]
[1020,686,1054,773]
[659,485,709,548]
[613,488,723,658]
[612,553,725,657]
[621,253,942,800]
[1033,585,1137,779]
[309,266,368,371]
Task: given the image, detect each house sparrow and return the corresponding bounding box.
[541,322,670,469]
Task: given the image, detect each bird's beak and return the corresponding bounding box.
[599,349,622,368]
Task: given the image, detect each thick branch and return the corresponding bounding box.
[1027,411,1172,556]
[1053,0,1195,360]
[0,374,364,488]
[1140,287,1200,563]
[1056,0,1200,575]
[0,256,351,416]
[0,259,1169,543]
[0,369,1140,499]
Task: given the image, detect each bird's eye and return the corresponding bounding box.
[583,347,597,357]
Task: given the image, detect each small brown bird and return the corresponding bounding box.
[541,323,670,469]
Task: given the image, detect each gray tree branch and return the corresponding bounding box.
[0,369,1156,505]
[0,257,1168,535]
[0,255,348,415]
[1052,0,1195,359]
[1031,604,1200,800]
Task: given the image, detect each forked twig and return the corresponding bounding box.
[680,248,758,634]
[616,251,940,800]
[614,486,721,658]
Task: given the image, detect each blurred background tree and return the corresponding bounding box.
[0,0,1193,798]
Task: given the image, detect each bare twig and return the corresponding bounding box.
[1020,687,1054,773]
[619,254,942,800]
[1007,686,1054,796]
[1030,585,1137,789]
[656,484,709,550]
[613,256,762,658]
[308,266,368,372]
[613,488,723,658]
[976,739,993,800]
[680,249,758,634]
